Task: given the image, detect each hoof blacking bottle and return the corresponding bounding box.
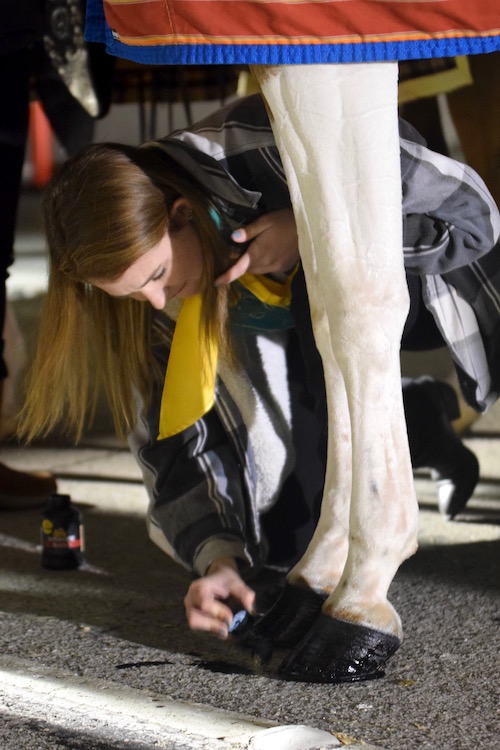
[41,494,84,570]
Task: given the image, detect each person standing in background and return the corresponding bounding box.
[0,0,113,508]
[0,1,57,507]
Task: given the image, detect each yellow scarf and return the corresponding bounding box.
[158,271,295,440]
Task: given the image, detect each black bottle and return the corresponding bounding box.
[41,494,84,570]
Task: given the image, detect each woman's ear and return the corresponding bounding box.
[170,197,194,226]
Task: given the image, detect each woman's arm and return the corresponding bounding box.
[130,402,262,574]
[400,134,500,275]
[216,134,500,284]
[129,404,263,635]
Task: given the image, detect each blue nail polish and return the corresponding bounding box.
[228,609,248,634]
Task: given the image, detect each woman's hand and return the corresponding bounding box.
[215,209,299,286]
[184,558,256,638]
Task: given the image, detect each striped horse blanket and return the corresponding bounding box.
[85,1,500,65]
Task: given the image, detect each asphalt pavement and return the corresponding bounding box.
[0,436,499,750]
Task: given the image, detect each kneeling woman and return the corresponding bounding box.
[20,95,499,640]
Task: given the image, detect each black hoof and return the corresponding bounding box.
[278,614,401,683]
[229,584,327,662]
[252,583,327,648]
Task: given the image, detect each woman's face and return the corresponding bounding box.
[91,201,204,309]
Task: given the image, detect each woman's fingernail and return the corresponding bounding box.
[231,229,244,241]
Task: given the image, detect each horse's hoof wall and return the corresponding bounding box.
[230,584,327,662]
[252,583,327,648]
[279,614,401,683]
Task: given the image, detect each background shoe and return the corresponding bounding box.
[432,449,479,520]
[404,377,479,520]
[0,462,57,510]
[422,380,479,520]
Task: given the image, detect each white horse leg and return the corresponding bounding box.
[253,63,419,681]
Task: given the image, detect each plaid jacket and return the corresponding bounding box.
[129,94,500,575]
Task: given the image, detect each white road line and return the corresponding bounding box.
[0,656,370,749]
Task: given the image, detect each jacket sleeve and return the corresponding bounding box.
[400,129,500,276]
[128,379,265,578]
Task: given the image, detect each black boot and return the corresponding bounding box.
[403,377,479,520]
